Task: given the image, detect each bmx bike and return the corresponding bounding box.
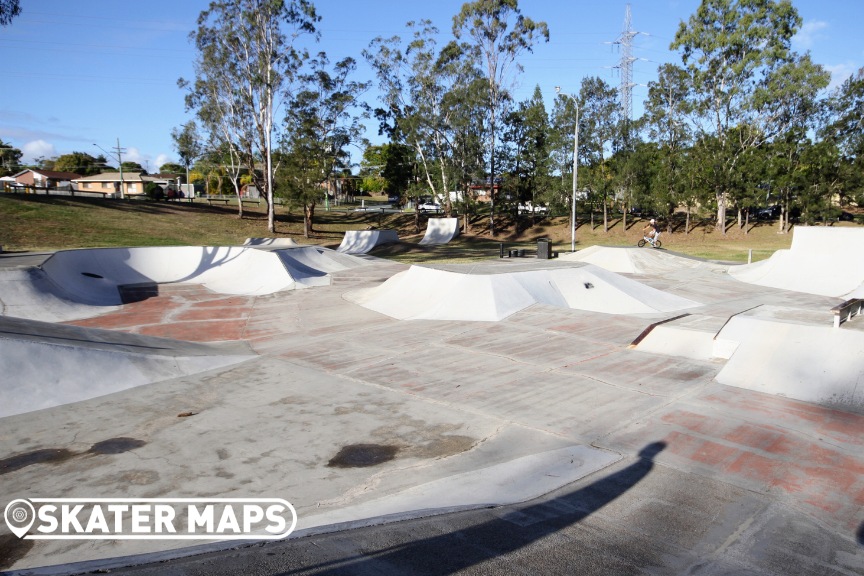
[637,235,662,249]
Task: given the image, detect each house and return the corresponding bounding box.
[13,169,82,190]
[71,172,147,197]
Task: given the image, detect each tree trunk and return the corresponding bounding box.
[685,206,690,234]
[716,190,726,235]
[304,203,315,238]
[602,199,608,233]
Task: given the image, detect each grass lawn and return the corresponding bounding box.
[2,192,853,263]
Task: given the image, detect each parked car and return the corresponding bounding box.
[518,201,548,214]
[418,201,443,213]
[756,205,781,220]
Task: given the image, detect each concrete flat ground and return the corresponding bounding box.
[1,249,863,575]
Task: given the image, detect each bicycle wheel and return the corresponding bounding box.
[653,239,662,249]
[637,239,646,248]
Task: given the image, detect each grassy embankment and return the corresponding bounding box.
[1,192,837,264]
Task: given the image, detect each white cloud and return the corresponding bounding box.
[826,62,858,91]
[793,20,828,50]
[154,153,173,171]
[21,140,57,164]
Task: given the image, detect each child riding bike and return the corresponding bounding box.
[638,219,661,248]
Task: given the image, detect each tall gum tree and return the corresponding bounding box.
[671,0,802,234]
[281,53,369,238]
[366,21,483,233]
[191,0,318,233]
[453,0,548,236]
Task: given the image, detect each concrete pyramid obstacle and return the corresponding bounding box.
[345,263,700,321]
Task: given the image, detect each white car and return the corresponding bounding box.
[518,201,548,214]
[418,201,443,213]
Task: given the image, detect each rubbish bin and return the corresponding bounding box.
[537,238,552,259]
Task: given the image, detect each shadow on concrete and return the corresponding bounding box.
[857,522,864,547]
[278,441,667,575]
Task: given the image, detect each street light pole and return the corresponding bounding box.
[556,87,579,253]
[93,139,126,199]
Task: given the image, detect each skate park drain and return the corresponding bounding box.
[327,444,399,468]
[88,437,146,455]
[0,448,75,475]
[81,272,104,278]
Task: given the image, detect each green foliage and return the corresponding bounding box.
[0,0,20,26]
[0,139,22,177]
[144,181,164,201]
[158,163,186,175]
[53,152,103,176]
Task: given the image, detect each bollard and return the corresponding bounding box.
[748,249,752,264]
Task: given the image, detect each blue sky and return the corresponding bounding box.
[1,0,861,171]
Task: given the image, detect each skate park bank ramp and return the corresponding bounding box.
[337,230,399,254]
[418,217,460,245]
[344,263,701,321]
[713,309,864,414]
[728,226,864,297]
[561,245,732,276]
[1,245,370,321]
[244,237,299,246]
[0,315,255,418]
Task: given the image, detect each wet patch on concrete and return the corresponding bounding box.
[1,438,147,476]
[0,533,35,570]
[88,437,146,455]
[0,448,75,475]
[328,444,400,468]
[404,435,477,459]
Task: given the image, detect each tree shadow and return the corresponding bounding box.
[277,441,667,575]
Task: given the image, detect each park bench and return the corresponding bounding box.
[499,240,558,260]
[831,298,863,328]
[205,197,231,206]
[240,199,261,206]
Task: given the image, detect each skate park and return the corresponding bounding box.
[1,226,864,574]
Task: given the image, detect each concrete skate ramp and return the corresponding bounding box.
[728,227,864,297]
[337,229,399,254]
[715,312,864,414]
[244,237,299,246]
[0,316,255,418]
[0,266,122,322]
[39,246,304,306]
[418,218,460,245]
[274,245,373,287]
[561,245,730,275]
[344,264,701,321]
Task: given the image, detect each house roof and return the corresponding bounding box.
[14,169,82,180]
[72,172,146,183]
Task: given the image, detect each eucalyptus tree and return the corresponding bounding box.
[365,20,483,232]
[0,0,20,26]
[0,140,22,177]
[52,152,102,176]
[549,92,579,218]
[503,85,552,223]
[822,68,864,208]
[642,64,694,230]
[453,0,548,236]
[281,53,369,238]
[171,121,202,191]
[578,76,620,233]
[181,30,257,217]
[671,0,829,235]
[190,0,319,233]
